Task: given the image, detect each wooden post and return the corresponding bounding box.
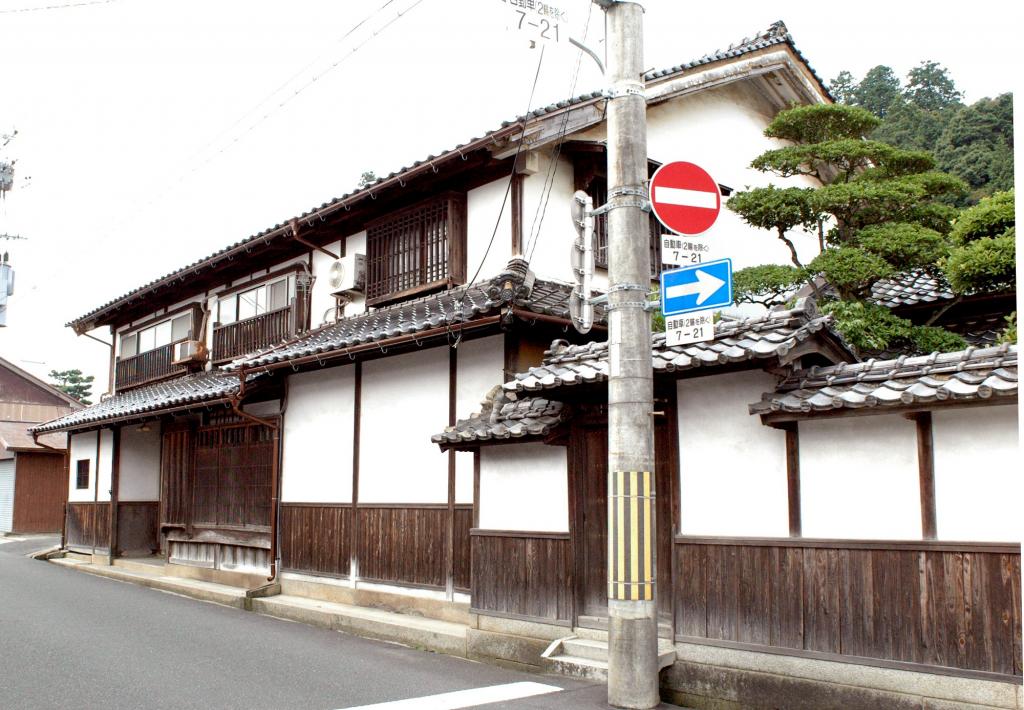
[784,423,801,537]
[349,361,362,587]
[92,430,100,556]
[511,172,524,254]
[910,412,937,539]
[445,347,457,600]
[107,426,121,565]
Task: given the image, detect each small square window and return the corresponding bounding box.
[120,333,138,358]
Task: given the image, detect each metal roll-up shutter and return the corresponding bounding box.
[0,459,15,533]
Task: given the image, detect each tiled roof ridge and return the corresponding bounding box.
[783,343,1017,392]
[69,21,825,330]
[541,299,820,364]
[751,343,1017,417]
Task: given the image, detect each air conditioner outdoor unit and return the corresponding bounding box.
[328,254,366,295]
[172,339,208,367]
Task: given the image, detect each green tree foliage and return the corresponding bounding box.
[828,70,856,105]
[832,62,1012,201]
[905,61,963,111]
[942,190,1016,294]
[935,94,1014,201]
[728,103,970,355]
[850,65,901,117]
[999,312,1017,344]
[49,369,95,405]
[731,265,805,308]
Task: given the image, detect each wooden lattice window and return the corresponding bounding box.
[365,193,466,306]
[193,422,274,528]
[75,459,90,489]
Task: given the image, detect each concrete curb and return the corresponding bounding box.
[47,558,469,659]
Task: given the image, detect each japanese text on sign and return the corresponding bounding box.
[661,236,710,266]
[499,0,567,44]
[666,310,715,346]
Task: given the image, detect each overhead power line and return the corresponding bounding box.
[0,0,117,14]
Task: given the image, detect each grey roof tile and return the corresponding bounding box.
[751,344,1017,416]
[431,389,567,447]
[32,371,255,434]
[869,270,954,308]
[504,300,846,394]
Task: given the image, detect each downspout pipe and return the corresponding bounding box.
[229,373,281,582]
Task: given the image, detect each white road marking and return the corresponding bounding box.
[654,185,717,209]
[337,681,563,709]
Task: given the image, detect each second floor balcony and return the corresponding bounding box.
[212,300,301,364]
[115,340,190,390]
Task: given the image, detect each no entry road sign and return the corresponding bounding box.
[660,258,733,316]
[649,161,721,236]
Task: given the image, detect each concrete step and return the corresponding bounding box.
[50,558,249,608]
[544,654,608,681]
[252,594,467,658]
[543,636,677,682]
[561,637,608,662]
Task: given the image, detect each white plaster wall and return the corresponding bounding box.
[67,431,98,502]
[520,149,576,284]
[281,367,355,503]
[800,415,921,540]
[478,443,568,532]
[455,335,505,504]
[96,429,113,502]
[932,405,1020,542]
[359,348,450,504]
[118,426,160,501]
[467,179,513,278]
[677,371,789,537]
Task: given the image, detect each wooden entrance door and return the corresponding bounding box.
[571,403,676,629]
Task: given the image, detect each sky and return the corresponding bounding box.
[0,0,1019,395]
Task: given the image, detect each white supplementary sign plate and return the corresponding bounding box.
[661,235,711,267]
[665,309,715,346]
[499,0,568,45]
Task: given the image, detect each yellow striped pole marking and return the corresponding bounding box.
[609,470,654,602]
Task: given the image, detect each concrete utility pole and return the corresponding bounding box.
[597,1,659,708]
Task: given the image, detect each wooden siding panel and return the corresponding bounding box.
[471,531,571,624]
[674,538,1022,678]
[66,502,110,551]
[453,505,472,592]
[356,506,446,588]
[280,504,351,577]
[674,542,708,638]
[11,453,67,533]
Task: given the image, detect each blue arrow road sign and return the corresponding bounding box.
[660,258,733,316]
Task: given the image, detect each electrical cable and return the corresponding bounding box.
[463,43,547,292]
[0,0,115,13]
[523,1,594,264]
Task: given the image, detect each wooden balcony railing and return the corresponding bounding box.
[115,341,189,391]
[212,304,294,363]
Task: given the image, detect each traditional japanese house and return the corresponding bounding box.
[0,356,79,535]
[28,17,1023,707]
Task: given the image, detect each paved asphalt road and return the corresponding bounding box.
[0,536,679,710]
